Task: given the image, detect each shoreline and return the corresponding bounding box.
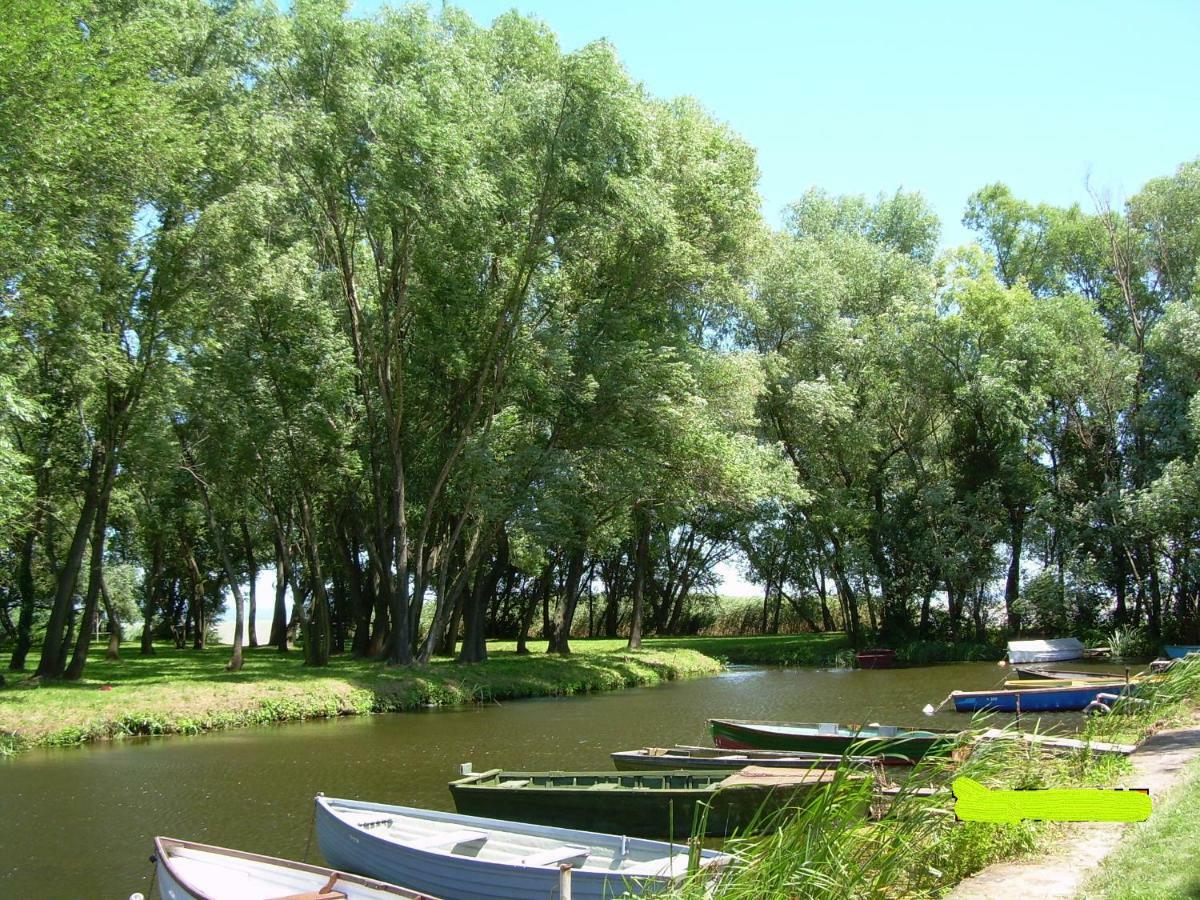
[0,643,723,756]
[949,720,1200,898]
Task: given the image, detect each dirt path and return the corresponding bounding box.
[947,724,1200,899]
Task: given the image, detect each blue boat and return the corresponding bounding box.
[951,681,1131,713]
[1164,645,1200,659]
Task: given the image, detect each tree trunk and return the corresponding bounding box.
[140,546,161,656]
[35,453,104,677]
[65,482,113,680]
[8,521,39,671]
[1004,505,1024,633]
[240,516,259,649]
[627,510,651,649]
[269,531,290,652]
[549,547,587,656]
[517,563,551,654]
[102,575,121,660]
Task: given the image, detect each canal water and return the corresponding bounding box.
[0,662,1117,898]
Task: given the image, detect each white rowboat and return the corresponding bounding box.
[153,836,437,899]
[1006,638,1085,664]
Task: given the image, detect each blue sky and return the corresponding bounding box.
[348,0,1200,247]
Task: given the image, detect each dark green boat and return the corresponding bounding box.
[448,767,859,840]
[709,719,961,763]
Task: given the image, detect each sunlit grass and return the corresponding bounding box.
[1080,755,1200,899]
[0,640,722,754]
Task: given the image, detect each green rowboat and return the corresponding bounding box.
[448,767,860,840]
[709,719,960,763]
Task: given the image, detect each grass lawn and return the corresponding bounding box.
[1078,754,1200,899]
[0,638,722,754]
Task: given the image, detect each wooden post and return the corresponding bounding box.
[558,863,572,900]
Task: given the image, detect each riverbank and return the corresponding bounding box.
[0,642,722,755]
[949,722,1200,898]
[685,656,1200,899]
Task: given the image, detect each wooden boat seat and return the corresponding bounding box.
[272,872,348,900]
[407,828,489,850]
[621,852,692,877]
[586,782,622,790]
[497,779,530,788]
[520,845,590,867]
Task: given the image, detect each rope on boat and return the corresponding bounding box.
[923,693,954,716]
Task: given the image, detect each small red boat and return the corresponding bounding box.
[856,648,896,669]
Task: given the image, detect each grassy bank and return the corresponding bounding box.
[0,641,722,755]
[677,656,1200,899]
[1081,754,1200,899]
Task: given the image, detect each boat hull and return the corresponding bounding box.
[1164,645,1200,659]
[952,682,1129,713]
[1006,638,1085,664]
[1012,666,1119,681]
[856,649,896,669]
[610,746,868,772]
[708,719,956,763]
[153,837,433,900]
[315,795,725,900]
[448,769,839,839]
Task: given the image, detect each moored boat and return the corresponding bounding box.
[1164,645,1200,659]
[314,794,731,900]
[447,767,852,839]
[708,719,960,763]
[951,681,1131,713]
[610,745,877,771]
[152,836,437,900]
[1012,666,1123,681]
[856,648,896,669]
[1006,638,1085,664]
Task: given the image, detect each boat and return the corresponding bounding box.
[856,648,896,669]
[1012,666,1123,681]
[950,681,1132,713]
[610,745,878,772]
[1164,645,1200,659]
[447,767,853,839]
[708,719,960,763]
[152,836,437,899]
[1006,638,1085,664]
[314,794,732,900]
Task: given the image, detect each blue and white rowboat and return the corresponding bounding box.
[951,681,1131,713]
[314,795,732,900]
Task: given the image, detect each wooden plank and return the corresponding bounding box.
[406,829,489,850]
[520,846,590,867]
[975,728,1136,755]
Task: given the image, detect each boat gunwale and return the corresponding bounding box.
[154,835,432,900]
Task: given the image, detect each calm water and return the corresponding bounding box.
[0,661,1121,898]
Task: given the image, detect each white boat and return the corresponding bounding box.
[153,836,437,899]
[1006,638,1085,664]
[314,794,732,900]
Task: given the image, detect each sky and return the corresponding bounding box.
[342,0,1200,247]
[221,1,1199,639]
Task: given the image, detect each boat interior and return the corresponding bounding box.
[331,804,729,878]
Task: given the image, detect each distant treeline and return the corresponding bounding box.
[3,0,1199,679]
